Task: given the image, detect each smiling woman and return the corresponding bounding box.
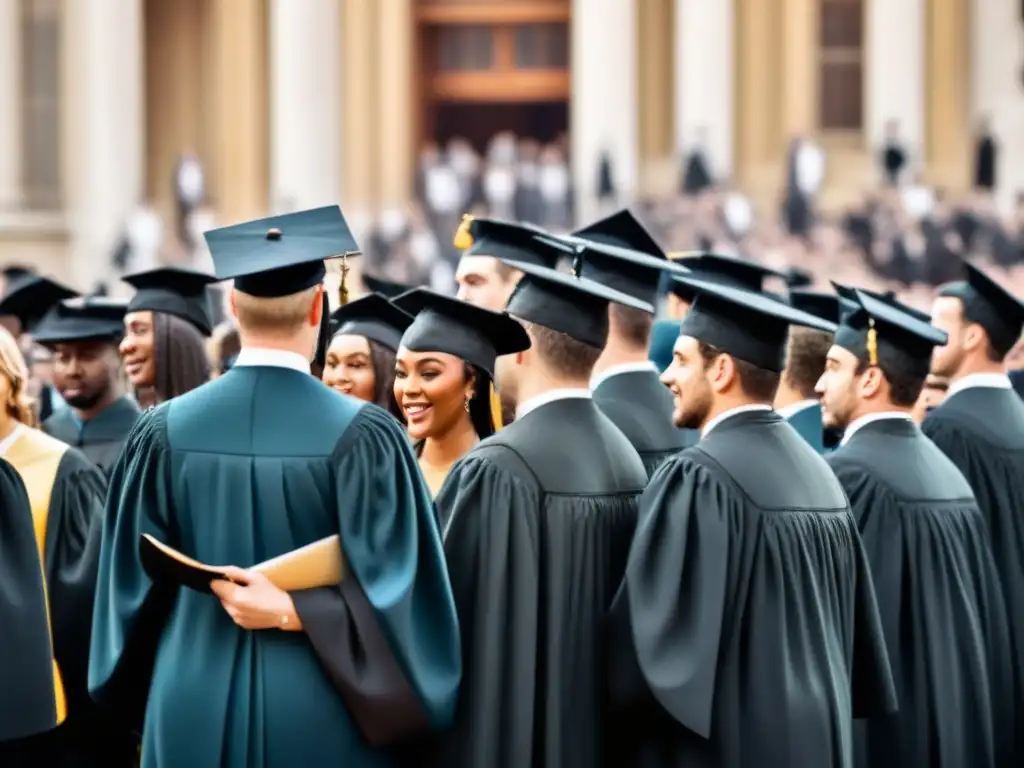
[392,288,530,497]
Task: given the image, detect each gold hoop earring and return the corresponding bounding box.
[464,392,473,412]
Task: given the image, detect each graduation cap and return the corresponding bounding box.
[454,215,566,269]
[1,264,36,283]
[571,209,666,258]
[500,257,655,349]
[668,254,785,301]
[833,288,948,369]
[674,275,837,372]
[362,274,414,299]
[831,283,931,323]
[783,267,814,289]
[393,288,530,381]
[788,289,856,327]
[329,293,414,353]
[31,297,128,346]
[541,235,691,308]
[0,275,79,332]
[938,260,1024,354]
[122,266,219,337]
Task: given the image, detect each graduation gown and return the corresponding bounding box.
[607,409,896,768]
[593,368,694,477]
[647,318,679,373]
[783,401,826,453]
[436,396,647,768]
[0,457,63,750]
[922,384,1024,759]
[1,426,113,766]
[43,396,141,474]
[829,417,1014,767]
[89,366,461,768]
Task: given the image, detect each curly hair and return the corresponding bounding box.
[0,327,37,427]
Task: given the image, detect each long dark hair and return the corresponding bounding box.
[367,339,403,420]
[464,363,496,440]
[153,313,212,402]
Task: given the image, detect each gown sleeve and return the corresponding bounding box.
[0,457,60,742]
[432,447,541,767]
[290,404,461,747]
[88,407,176,732]
[44,448,107,706]
[607,457,730,740]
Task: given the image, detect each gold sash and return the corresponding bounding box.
[6,427,70,725]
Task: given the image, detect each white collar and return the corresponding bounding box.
[0,422,25,457]
[590,361,658,390]
[776,399,818,419]
[233,347,310,375]
[840,411,913,446]
[947,372,1012,397]
[701,404,772,437]
[517,388,592,419]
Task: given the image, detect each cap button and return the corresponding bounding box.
[266,227,282,241]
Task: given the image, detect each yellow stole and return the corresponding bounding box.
[5,427,69,726]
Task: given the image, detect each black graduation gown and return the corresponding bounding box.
[436,396,648,768]
[43,396,141,474]
[0,458,61,750]
[922,385,1024,760]
[607,410,896,768]
[829,417,1014,767]
[593,369,693,477]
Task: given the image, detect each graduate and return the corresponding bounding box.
[36,298,141,474]
[0,326,115,766]
[322,292,412,419]
[0,457,63,762]
[564,210,698,472]
[89,205,461,767]
[361,274,414,299]
[773,288,851,452]
[453,216,549,311]
[819,288,1014,767]
[924,259,1024,760]
[435,256,650,768]
[607,276,896,768]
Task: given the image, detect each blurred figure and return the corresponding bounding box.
[206,321,241,379]
[879,119,907,187]
[973,116,998,193]
[911,373,948,422]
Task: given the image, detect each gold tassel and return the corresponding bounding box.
[866,318,878,366]
[453,214,474,250]
[338,255,350,306]
[489,381,503,432]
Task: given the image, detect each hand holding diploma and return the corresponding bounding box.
[210,567,303,631]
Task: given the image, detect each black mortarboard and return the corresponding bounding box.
[834,288,948,367]
[938,260,1024,352]
[362,274,414,299]
[393,289,530,380]
[0,275,79,332]
[783,267,814,289]
[571,209,666,258]
[122,266,219,337]
[330,293,414,353]
[455,216,566,269]
[499,258,655,349]
[675,276,836,371]
[669,253,785,301]
[788,289,856,327]
[204,205,360,298]
[1,264,36,282]
[31,297,128,346]
[831,283,931,323]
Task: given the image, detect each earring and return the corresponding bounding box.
[464,392,473,412]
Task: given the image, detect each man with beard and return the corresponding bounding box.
[924,260,1024,761]
[435,256,649,768]
[36,298,141,474]
[607,275,895,768]
[819,287,1014,767]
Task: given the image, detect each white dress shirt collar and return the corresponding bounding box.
[776,399,818,420]
[590,361,658,391]
[701,404,772,438]
[839,411,913,447]
[517,388,592,420]
[947,372,1012,398]
[233,347,311,374]
[0,422,25,457]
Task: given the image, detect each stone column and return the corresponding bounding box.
[341,0,378,215]
[867,0,925,153]
[62,0,144,291]
[375,0,415,208]
[972,0,1024,211]
[571,0,638,225]
[269,0,341,214]
[0,0,20,209]
[925,0,970,190]
[676,0,735,179]
[780,0,819,137]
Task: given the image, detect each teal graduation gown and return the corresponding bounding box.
[89,366,461,767]
[783,401,826,454]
